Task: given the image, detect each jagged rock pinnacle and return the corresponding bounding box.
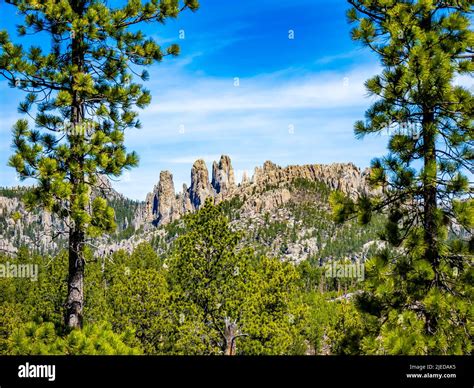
[134,156,376,229]
[212,155,235,194]
[189,159,211,210]
[156,170,176,225]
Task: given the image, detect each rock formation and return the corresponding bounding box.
[155,171,178,225]
[212,155,235,195]
[189,159,212,210]
[0,195,61,255]
[252,161,370,199]
[0,156,382,262]
[181,183,193,214]
[133,155,376,229]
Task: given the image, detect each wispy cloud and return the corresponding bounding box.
[314,48,367,65]
[143,65,379,115]
[105,62,387,199]
[0,0,391,200]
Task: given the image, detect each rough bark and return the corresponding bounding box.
[66,228,85,329]
[420,13,439,278]
[224,318,238,356]
[65,0,86,329]
[422,111,439,274]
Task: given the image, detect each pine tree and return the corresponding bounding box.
[331,0,473,353]
[0,0,199,329]
[168,199,307,355]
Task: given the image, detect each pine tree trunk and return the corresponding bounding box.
[66,228,85,329]
[422,111,439,273]
[224,318,237,356]
[65,0,86,329]
[421,109,439,336]
[420,16,439,275]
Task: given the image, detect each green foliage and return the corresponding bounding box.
[0,303,25,354]
[167,199,307,355]
[26,251,68,324]
[302,292,338,354]
[107,196,141,235]
[0,200,318,355]
[108,267,170,354]
[237,257,307,355]
[290,177,331,199]
[331,0,474,355]
[166,198,255,354]
[0,193,469,355]
[218,196,244,220]
[329,191,355,224]
[0,0,200,328]
[0,186,29,199]
[354,247,473,355]
[8,321,141,355]
[327,301,366,355]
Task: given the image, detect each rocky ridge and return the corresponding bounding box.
[0,194,61,255]
[132,155,375,230]
[0,179,138,255]
[0,156,382,262]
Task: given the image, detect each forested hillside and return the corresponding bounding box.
[0,0,471,357]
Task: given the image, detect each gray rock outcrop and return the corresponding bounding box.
[133,155,376,229]
[189,159,211,210]
[212,155,235,195]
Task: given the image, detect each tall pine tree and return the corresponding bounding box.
[167,199,307,355]
[0,0,199,329]
[331,0,473,353]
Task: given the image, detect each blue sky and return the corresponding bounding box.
[0,0,436,199]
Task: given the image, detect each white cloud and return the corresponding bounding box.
[143,65,379,115]
[0,63,387,199]
[314,48,368,65]
[454,74,474,89]
[104,63,389,199]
